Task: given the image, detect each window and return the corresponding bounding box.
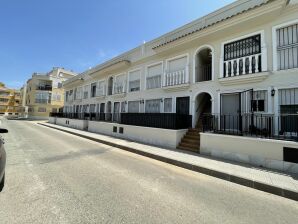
[83,85,89,99]
[251,91,267,112]
[128,70,140,92]
[35,92,50,104]
[128,101,139,113]
[168,56,187,73]
[0,98,9,103]
[121,102,126,112]
[223,34,262,77]
[164,98,172,113]
[89,104,96,113]
[279,88,298,113]
[276,23,298,70]
[224,34,261,61]
[145,99,161,113]
[96,81,105,96]
[38,107,46,112]
[52,93,61,101]
[114,75,126,94]
[91,83,97,97]
[57,82,62,88]
[75,86,82,100]
[147,63,162,89]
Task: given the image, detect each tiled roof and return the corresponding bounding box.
[152,0,272,49]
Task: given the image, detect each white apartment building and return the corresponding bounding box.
[51,0,298,173]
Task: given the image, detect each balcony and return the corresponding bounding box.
[35,99,51,104]
[112,83,126,97]
[36,85,52,91]
[220,53,268,86]
[163,66,189,91]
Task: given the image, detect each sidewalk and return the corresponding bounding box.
[38,121,298,201]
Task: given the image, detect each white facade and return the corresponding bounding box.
[63,0,297,126]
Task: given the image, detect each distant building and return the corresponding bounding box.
[0,86,21,116]
[22,67,77,119]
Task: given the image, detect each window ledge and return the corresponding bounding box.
[218,72,270,86]
[111,92,126,98]
[162,83,190,92]
[94,95,105,100]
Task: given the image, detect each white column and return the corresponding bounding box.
[273,88,279,135]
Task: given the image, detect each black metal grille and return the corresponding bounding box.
[50,112,192,130]
[201,114,298,142]
[224,34,261,61]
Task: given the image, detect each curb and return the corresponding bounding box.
[38,123,298,201]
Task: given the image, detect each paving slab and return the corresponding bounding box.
[37,121,298,201]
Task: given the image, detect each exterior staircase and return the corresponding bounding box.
[177,120,203,152]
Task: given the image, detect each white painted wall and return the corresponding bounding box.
[88,121,187,149]
[48,117,56,124]
[200,133,298,174]
[56,117,88,130]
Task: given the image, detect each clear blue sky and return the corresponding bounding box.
[0,0,234,89]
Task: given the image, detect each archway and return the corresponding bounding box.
[194,92,212,127]
[194,46,213,82]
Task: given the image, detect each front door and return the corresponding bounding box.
[176,97,190,115]
[221,93,240,131]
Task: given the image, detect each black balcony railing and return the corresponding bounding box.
[36,86,52,91]
[201,113,298,142]
[50,112,192,130]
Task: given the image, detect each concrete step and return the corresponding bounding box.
[186,131,200,136]
[181,138,200,145]
[177,145,199,152]
[179,142,199,150]
[184,135,200,140]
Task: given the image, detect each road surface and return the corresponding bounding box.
[0,118,297,224]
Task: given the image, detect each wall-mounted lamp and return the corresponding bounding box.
[124,101,127,105]
[271,87,276,97]
[160,99,163,103]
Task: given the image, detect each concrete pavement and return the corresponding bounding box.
[0,119,297,224]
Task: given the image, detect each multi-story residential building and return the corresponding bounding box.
[51,0,298,173]
[0,86,21,116]
[23,67,77,119]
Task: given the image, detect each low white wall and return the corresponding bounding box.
[88,121,187,149]
[56,118,88,130]
[48,117,56,124]
[200,133,298,174]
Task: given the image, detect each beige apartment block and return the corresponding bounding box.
[0,85,21,116]
[22,67,77,119]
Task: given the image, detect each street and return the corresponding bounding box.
[0,119,297,224]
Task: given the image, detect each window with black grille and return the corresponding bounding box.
[224,34,261,61]
[276,23,298,70]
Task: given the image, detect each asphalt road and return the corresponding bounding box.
[0,119,297,224]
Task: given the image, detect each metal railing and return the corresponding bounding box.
[50,112,192,130]
[36,86,52,91]
[197,64,212,82]
[201,113,298,142]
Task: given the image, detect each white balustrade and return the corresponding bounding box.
[223,53,262,77]
[163,67,188,87]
